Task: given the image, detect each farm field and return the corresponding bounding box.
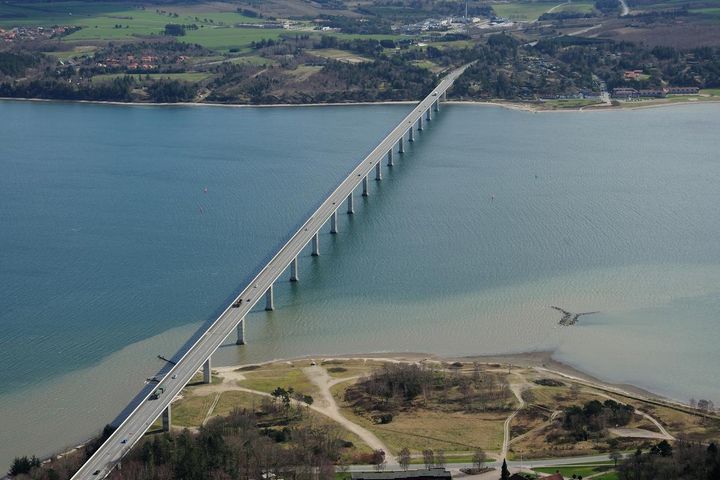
[492,0,573,21]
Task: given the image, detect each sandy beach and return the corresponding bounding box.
[2,95,718,113]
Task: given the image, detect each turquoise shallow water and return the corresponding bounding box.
[1,100,719,467]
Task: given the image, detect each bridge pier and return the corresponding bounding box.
[387,149,394,167]
[418,117,423,131]
[399,137,404,153]
[161,405,171,432]
[434,99,439,112]
[330,210,338,233]
[312,232,320,256]
[290,256,299,282]
[375,162,382,181]
[203,358,212,384]
[265,284,274,311]
[409,127,415,142]
[347,191,354,214]
[236,318,245,345]
[362,175,369,196]
[427,108,432,121]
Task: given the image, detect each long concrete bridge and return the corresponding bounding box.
[71,63,470,479]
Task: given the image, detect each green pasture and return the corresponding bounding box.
[492,1,562,21]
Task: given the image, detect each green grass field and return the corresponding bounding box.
[0,1,277,50]
[534,464,615,477]
[0,2,262,28]
[690,7,720,18]
[553,1,596,13]
[492,1,567,21]
[184,26,286,51]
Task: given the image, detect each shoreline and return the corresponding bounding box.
[212,350,676,406]
[2,95,719,113]
[26,348,713,473]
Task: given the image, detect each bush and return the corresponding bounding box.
[164,24,186,36]
[9,455,41,476]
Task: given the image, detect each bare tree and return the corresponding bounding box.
[570,383,581,399]
[422,449,435,469]
[472,448,486,470]
[371,450,386,471]
[609,450,623,467]
[398,448,411,471]
[435,449,446,468]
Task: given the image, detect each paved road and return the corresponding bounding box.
[71,64,471,480]
[345,453,618,471]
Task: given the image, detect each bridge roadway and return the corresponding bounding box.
[71,63,470,479]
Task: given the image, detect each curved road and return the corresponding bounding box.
[71,64,471,480]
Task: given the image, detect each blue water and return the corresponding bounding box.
[1,100,719,466]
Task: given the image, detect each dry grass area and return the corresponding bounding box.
[307,49,372,63]
[235,361,320,398]
[165,358,718,463]
[625,401,720,442]
[320,359,387,378]
[330,372,508,454]
[592,18,720,48]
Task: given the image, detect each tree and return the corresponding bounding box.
[371,449,386,471]
[422,449,435,469]
[570,383,581,399]
[650,440,673,457]
[398,448,411,471]
[9,455,41,476]
[164,23,186,36]
[501,459,511,480]
[472,448,487,470]
[435,449,446,467]
[609,450,622,467]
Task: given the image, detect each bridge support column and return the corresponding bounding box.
[399,137,404,154]
[443,91,447,101]
[265,284,274,311]
[427,108,432,121]
[434,99,439,112]
[375,162,382,181]
[409,127,415,142]
[313,232,320,257]
[362,175,369,196]
[203,358,212,384]
[236,318,245,345]
[418,117,423,131]
[330,210,338,234]
[347,191,354,214]
[387,149,394,167]
[290,256,299,282]
[162,405,171,432]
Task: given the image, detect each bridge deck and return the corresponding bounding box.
[71,64,470,479]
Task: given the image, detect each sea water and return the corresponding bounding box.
[1,100,718,467]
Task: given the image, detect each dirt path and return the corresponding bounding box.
[179,366,395,460]
[619,0,630,16]
[303,365,397,464]
[202,393,221,426]
[546,1,570,13]
[593,391,674,440]
[501,373,527,460]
